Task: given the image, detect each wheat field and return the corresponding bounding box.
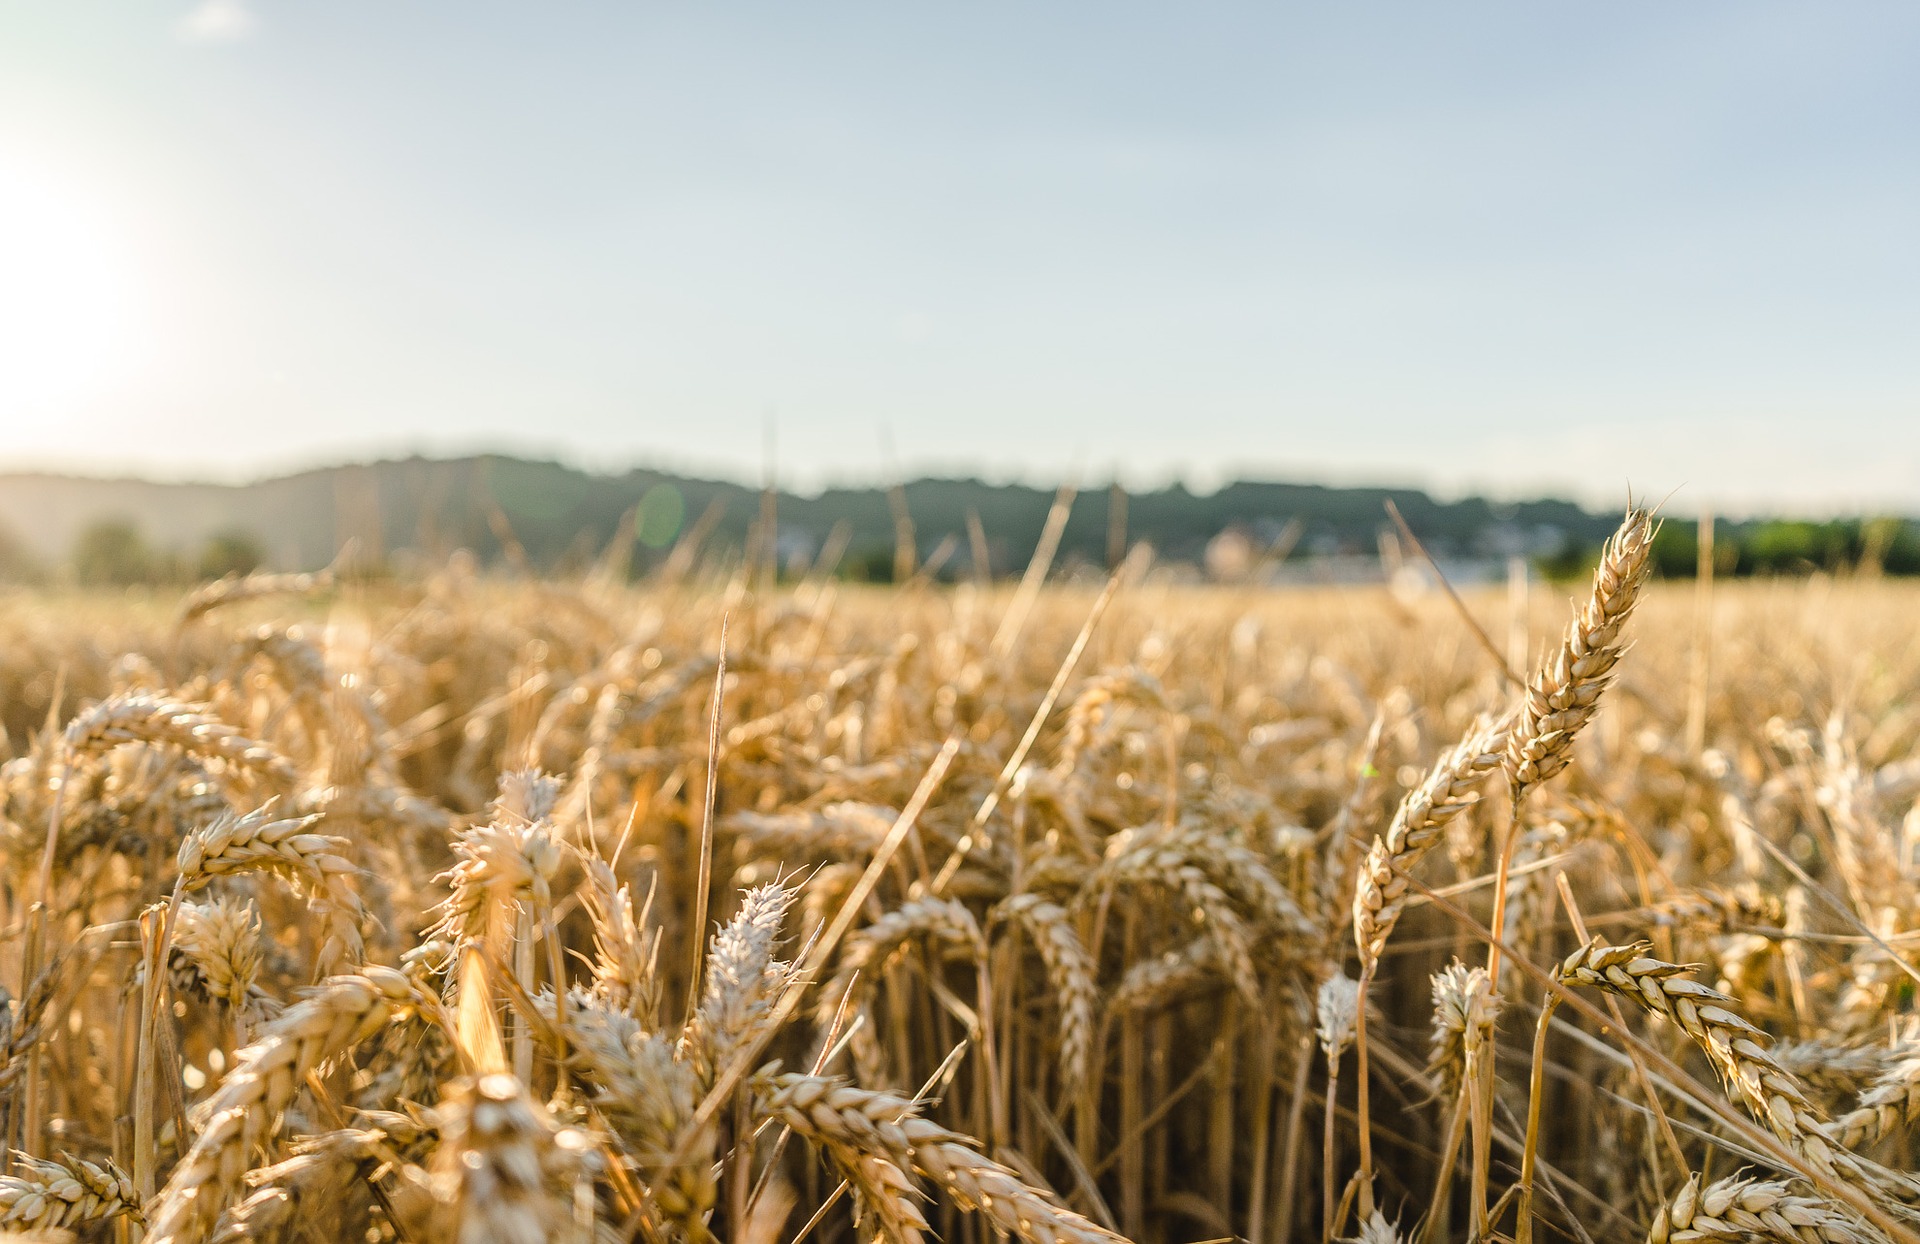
[5,516,1920,1244]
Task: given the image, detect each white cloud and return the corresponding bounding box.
[177,0,256,44]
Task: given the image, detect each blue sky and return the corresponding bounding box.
[1,3,1916,511]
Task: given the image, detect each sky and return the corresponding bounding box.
[1,3,1917,513]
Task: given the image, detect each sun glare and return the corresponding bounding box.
[0,161,143,420]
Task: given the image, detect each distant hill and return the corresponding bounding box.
[0,454,1913,582]
[0,454,1621,579]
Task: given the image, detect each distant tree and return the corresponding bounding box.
[1533,533,1598,583]
[73,518,161,586]
[1739,521,1838,574]
[1647,520,1700,579]
[198,529,266,580]
[1879,520,1920,575]
[845,545,897,583]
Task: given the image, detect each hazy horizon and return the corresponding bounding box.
[3,3,1917,513]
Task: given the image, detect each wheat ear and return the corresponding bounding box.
[1353,722,1504,968]
[577,855,660,1018]
[1648,1172,1870,1244]
[1504,507,1656,804]
[758,1072,1127,1244]
[0,1152,140,1234]
[994,893,1097,1093]
[176,569,332,628]
[1426,961,1499,1102]
[1420,961,1500,1244]
[723,801,901,857]
[433,1073,572,1244]
[63,692,294,786]
[1089,836,1259,1000]
[1108,939,1222,1014]
[1344,1209,1404,1244]
[1349,720,1501,1210]
[753,1074,929,1244]
[142,967,425,1244]
[1827,1045,1920,1152]
[427,816,562,951]
[1317,971,1362,1231]
[1555,940,1865,1183]
[683,881,801,1081]
[555,996,714,1239]
[1772,1040,1901,1106]
[0,966,58,1094]
[178,805,366,971]
[169,898,266,1008]
[820,897,987,1028]
[1161,819,1311,935]
[208,1127,403,1244]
